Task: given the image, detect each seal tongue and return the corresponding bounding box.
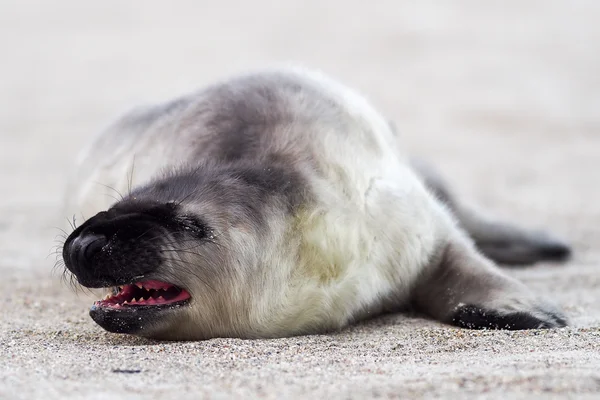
[94,280,191,308]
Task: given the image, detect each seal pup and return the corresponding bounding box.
[61,67,571,340]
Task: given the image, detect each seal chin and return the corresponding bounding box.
[89,280,191,334]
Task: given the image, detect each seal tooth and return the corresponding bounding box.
[136,283,143,289]
[103,294,111,300]
[157,296,165,302]
[123,300,129,304]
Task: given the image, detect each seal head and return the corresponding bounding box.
[63,161,307,340]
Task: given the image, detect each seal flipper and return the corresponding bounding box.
[410,158,572,266]
[450,304,567,330]
[467,224,571,266]
[411,236,567,330]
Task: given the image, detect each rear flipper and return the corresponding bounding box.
[458,208,571,265]
[410,159,572,266]
[412,235,567,330]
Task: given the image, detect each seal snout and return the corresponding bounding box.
[63,227,115,288]
[67,232,107,274]
[62,208,166,288]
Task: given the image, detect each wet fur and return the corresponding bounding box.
[61,66,570,340]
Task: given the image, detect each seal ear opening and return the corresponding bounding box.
[411,236,567,330]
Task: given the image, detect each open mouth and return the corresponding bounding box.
[89,280,191,335]
[94,280,191,309]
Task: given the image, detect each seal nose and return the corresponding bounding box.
[67,232,107,272]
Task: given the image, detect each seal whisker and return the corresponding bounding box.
[146,236,202,246]
[158,249,206,257]
[127,155,136,197]
[163,259,218,294]
[66,217,75,231]
[103,193,121,203]
[94,181,125,201]
[131,227,156,242]
[174,191,198,207]
[53,226,71,237]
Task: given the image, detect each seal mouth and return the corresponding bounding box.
[94,280,191,309]
[89,280,192,335]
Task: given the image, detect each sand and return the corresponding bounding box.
[1,1,599,398]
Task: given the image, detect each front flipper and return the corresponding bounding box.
[451,304,567,330]
[412,235,567,330]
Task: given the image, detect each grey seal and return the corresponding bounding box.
[60,67,570,340]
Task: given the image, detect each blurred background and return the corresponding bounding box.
[0,0,598,278]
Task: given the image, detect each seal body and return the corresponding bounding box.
[61,67,569,340]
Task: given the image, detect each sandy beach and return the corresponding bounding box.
[1,1,599,398]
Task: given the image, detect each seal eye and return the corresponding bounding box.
[176,215,209,239]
